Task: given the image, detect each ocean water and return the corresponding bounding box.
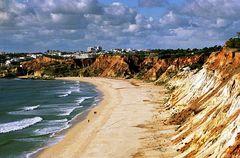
[0,79,99,158]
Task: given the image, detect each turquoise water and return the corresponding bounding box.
[0,79,99,158]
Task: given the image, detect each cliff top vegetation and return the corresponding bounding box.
[226,32,240,48]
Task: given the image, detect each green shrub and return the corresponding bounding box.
[42,64,80,77]
[226,38,240,48]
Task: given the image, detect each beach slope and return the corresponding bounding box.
[38,77,170,158]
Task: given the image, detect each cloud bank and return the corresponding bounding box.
[0,0,239,51]
[138,0,168,7]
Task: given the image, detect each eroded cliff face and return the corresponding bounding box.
[81,54,207,80]
[81,55,132,78]
[166,47,240,158]
[21,57,80,77]
[18,53,208,80]
[142,54,206,81]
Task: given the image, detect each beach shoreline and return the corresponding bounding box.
[37,77,175,158]
[37,77,122,158]
[30,87,102,158]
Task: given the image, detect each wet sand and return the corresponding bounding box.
[38,77,177,158]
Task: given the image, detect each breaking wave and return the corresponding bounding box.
[0,117,43,134]
[22,105,40,111]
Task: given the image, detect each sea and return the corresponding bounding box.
[0,79,100,158]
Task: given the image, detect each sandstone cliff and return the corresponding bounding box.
[22,57,84,77]
[81,54,208,80]
[15,51,209,81]
[166,47,240,157]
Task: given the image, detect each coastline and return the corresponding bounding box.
[30,85,102,158]
[37,77,120,158]
[37,77,174,158]
[0,78,101,158]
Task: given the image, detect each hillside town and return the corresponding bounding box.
[0,46,146,67]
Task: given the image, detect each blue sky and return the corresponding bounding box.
[0,0,239,52]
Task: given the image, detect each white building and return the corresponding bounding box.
[47,50,62,56]
[75,53,96,59]
[27,53,43,59]
[5,60,11,66]
[87,46,102,53]
[111,49,122,53]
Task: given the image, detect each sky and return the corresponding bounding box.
[0,0,240,52]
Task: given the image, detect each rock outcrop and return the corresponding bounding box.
[81,54,208,80]
[166,47,240,157]
[1,52,208,80]
[81,55,132,78]
[21,57,80,77]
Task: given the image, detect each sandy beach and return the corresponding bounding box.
[38,77,177,158]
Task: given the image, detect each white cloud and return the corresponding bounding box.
[211,18,230,28]
[182,0,240,20]
[51,13,62,23]
[159,11,177,25]
[0,0,239,51]
[124,24,139,33]
[0,12,9,23]
[170,27,194,39]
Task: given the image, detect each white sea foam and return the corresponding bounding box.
[34,119,69,136]
[0,117,42,134]
[75,97,93,104]
[70,86,80,92]
[48,119,68,124]
[58,94,68,97]
[57,107,78,116]
[58,85,82,97]
[8,109,50,116]
[15,137,45,143]
[8,105,40,116]
[34,124,70,136]
[22,105,40,111]
[58,91,72,97]
[69,111,84,123]
[75,98,85,104]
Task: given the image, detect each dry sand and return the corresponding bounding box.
[37,77,177,158]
